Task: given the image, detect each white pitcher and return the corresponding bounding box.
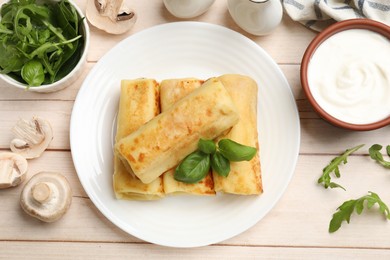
[163,0,216,19]
[227,0,283,36]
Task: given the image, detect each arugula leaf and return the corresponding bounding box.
[318,144,364,191]
[369,144,390,169]
[329,191,390,233]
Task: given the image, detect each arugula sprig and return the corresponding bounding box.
[174,138,257,183]
[369,144,390,169]
[329,191,390,233]
[317,144,364,191]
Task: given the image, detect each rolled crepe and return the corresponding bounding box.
[113,79,164,200]
[212,74,263,195]
[160,78,215,195]
[116,78,240,184]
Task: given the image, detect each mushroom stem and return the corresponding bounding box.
[117,10,134,21]
[32,182,52,204]
[0,152,28,189]
[0,159,14,184]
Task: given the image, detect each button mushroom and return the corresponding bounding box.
[20,172,72,222]
[0,152,28,189]
[10,116,53,159]
[86,0,137,34]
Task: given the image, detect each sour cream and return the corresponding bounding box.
[308,29,390,125]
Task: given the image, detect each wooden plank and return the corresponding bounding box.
[1,154,390,248]
[299,120,390,154]
[1,241,390,259]
[0,101,73,150]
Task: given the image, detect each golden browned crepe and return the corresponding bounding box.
[113,79,164,200]
[212,74,263,195]
[116,78,240,184]
[160,78,215,195]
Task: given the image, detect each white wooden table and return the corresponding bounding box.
[1,0,390,258]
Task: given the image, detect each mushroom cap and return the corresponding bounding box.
[86,0,137,34]
[20,172,72,222]
[0,152,28,189]
[10,116,53,159]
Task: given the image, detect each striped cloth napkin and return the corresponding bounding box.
[282,0,390,31]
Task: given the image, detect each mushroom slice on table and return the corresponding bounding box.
[10,116,53,159]
[20,172,72,222]
[0,152,28,189]
[86,0,137,34]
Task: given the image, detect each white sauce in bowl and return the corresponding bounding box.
[308,29,390,125]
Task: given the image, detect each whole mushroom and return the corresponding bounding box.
[10,116,53,159]
[86,0,137,34]
[20,172,72,222]
[0,152,28,189]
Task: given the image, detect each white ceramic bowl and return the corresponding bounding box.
[301,19,390,131]
[0,0,90,93]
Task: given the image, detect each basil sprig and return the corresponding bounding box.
[174,138,257,183]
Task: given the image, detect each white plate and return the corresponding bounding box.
[70,22,300,248]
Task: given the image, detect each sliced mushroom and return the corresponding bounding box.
[20,172,72,222]
[0,152,28,189]
[86,0,137,34]
[10,116,53,159]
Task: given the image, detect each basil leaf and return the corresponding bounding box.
[218,139,257,161]
[211,151,230,177]
[198,138,216,154]
[174,151,210,183]
[21,60,44,86]
[0,45,26,73]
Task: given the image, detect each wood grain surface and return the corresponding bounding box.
[1,0,389,259]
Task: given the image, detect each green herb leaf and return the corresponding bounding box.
[198,138,216,154]
[211,151,230,177]
[318,144,364,190]
[369,144,390,168]
[329,191,390,233]
[0,0,83,87]
[174,151,210,184]
[218,139,257,162]
[21,59,44,86]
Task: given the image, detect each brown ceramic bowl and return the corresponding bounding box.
[301,19,390,131]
